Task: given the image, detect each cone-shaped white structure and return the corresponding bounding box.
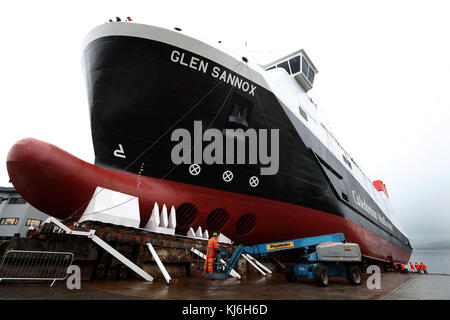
[168,206,177,229]
[159,204,168,228]
[203,229,209,239]
[152,202,160,225]
[187,227,196,238]
[195,226,203,238]
[144,202,160,230]
[217,233,232,244]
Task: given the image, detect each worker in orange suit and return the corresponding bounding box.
[204,232,219,274]
[393,261,398,272]
[415,262,421,274]
[400,263,407,274]
[409,261,415,272]
[420,262,428,274]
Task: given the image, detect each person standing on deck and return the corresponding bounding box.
[204,233,219,274]
[415,262,421,274]
[420,262,428,274]
[400,263,407,274]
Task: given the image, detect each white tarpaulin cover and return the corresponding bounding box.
[78,186,140,228]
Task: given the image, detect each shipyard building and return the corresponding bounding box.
[0,186,49,240]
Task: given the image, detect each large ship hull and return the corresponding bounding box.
[7,138,411,262]
[6,22,412,263]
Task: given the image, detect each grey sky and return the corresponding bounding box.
[1,0,449,248]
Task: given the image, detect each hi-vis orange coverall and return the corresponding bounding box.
[420,263,427,273]
[204,236,219,273]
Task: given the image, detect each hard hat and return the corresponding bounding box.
[212,232,218,237]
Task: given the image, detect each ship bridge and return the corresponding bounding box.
[264,49,318,92]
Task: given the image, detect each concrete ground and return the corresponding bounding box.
[1,272,438,300]
[382,274,450,300]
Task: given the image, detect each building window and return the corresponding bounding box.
[299,106,308,121]
[0,218,19,225]
[342,155,352,169]
[26,219,42,228]
[8,197,26,205]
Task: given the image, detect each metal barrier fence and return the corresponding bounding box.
[0,250,74,286]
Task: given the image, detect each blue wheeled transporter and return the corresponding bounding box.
[206,233,363,287]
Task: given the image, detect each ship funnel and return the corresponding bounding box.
[373,180,389,198]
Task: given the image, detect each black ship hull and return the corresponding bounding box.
[81,24,412,262]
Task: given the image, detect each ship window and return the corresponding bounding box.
[289,56,301,74]
[266,66,275,71]
[342,155,352,169]
[301,56,309,77]
[226,92,253,129]
[8,198,26,205]
[277,61,290,74]
[308,68,315,84]
[299,106,308,121]
[0,218,19,225]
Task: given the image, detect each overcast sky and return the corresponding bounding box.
[1,0,449,248]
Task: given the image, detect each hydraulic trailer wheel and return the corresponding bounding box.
[346,265,362,285]
[284,264,297,282]
[313,266,329,287]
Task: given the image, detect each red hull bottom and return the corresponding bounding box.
[7,138,411,263]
